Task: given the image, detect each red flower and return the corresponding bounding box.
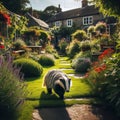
[95,67,102,73]
[0,45,5,49]
[98,48,114,60]
[101,64,106,70]
[0,12,11,25]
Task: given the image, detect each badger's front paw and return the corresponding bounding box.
[47,88,52,94]
[59,95,64,99]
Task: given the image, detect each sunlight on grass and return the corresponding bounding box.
[20,56,97,120]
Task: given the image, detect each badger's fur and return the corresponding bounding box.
[43,69,71,99]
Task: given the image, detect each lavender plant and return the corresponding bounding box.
[0,55,27,119]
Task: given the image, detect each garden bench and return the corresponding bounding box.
[26,46,42,54]
[12,50,25,55]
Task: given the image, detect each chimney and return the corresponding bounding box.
[82,0,88,7]
[57,4,62,13]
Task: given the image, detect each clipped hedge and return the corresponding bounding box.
[14,58,43,78]
[38,54,55,67]
[72,58,91,73]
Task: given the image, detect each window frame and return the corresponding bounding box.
[55,21,61,27]
[83,16,93,25]
[67,19,73,27]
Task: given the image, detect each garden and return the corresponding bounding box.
[0,1,120,120]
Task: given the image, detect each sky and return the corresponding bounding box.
[29,0,82,11]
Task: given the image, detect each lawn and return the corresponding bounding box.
[18,57,99,120]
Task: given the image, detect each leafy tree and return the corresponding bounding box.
[39,5,61,21]
[90,0,120,17]
[0,0,30,14]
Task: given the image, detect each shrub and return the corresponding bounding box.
[75,51,92,60]
[95,22,107,34]
[38,54,55,67]
[0,56,27,119]
[58,38,68,54]
[90,39,101,53]
[72,58,91,73]
[85,49,120,116]
[14,58,43,78]
[81,40,91,51]
[72,30,87,41]
[45,42,59,59]
[87,25,95,33]
[12,39,27,51]
[67,40,81,58]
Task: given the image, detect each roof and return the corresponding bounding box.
[48,5,100,22]
[25,13,49,29]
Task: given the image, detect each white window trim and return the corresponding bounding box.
[67,19,73,27]
[83,16,93,25]
[55,21,61,27]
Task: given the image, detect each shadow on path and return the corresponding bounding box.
[36,91,71,120]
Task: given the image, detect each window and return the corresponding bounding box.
[55,21,61,27]
[67,19,73,27]
[83,16,93,25]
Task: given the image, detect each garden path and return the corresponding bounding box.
[32,57,119,120]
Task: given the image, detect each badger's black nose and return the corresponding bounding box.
[66,90,69,92]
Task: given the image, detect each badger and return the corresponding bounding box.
[43,69,71,99]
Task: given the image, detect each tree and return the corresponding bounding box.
[39,5,61,21]
[0,0,30,14]
[90,0,120,17]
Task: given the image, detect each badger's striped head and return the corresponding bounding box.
[59,75,71,92]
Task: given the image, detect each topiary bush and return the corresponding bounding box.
[0,56,27,119]
[67,40,81,58]
[81,40,91,51]
[38,54,55,67]
[14,58,43,78]
[72,58,91,73]
[72,30,87,41]
[95,22,107,34]
[58,38,69,55]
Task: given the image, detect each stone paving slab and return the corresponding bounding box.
[32,104,119,120]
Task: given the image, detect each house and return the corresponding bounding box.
[25,13,49,30]
[47,0,116,32]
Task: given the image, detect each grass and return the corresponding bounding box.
[18,57,99,120]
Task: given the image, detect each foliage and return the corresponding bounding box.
[75,51,92,60]
[72,30,87,41]
[0,56,27,119]
[39,30,50,47]
[58,38,69,54]
[0,12,11,25]
[45,42,59,58]
[95,22,107,34]
[0,0,30,14]
[39,5,61,21]
[87,25,95,33]
[8,15,28,40]
[58,26,76,38]
[90,39,101,53]
[23,28,40,37]
[81,40,91,51]
[85,48,120,115]
[14,58,43,78]
[66,40,81,58]
[12,38,27,51]
[38,54,55,67]
[91,0,120,17]
[72,58,91,73]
